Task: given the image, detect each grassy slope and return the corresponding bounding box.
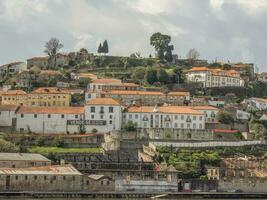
[28,146,102,154]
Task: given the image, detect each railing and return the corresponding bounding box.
[149,140,266,148]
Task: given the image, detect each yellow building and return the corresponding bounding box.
[0,87,71,107]
[0,90,28,105]
[28,87,71,107]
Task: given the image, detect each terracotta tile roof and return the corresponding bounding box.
[0,164,82,175]
[213,129,239,133]
[31,87,68,94]
[77,73,98,80]
[188,67,210,72]
[107,90,164,96]
[168,91,190,96]
[86,98,120,106]
[0,105,19,112]
[1,90,27,95]
[92,78,121,84]
[17,106,84,114]
[188,67,240,78]
[40,70,62,76]
[127,106,203,115]
[190,106,219,110]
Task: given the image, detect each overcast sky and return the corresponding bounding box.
[0,0,266,71]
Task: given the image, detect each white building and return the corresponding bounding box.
[243,97,267,111]
[0,62,27,75]
[186,67,244,88]
[192,106,219,123]
[16,106,84,134]
[125,106,206,130]
[84,98,122,133]
[258,72,267,82]
[0,105,18,127]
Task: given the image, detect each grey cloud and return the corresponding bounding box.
[0,0,266,71]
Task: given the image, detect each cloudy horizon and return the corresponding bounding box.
[0,0,266,71]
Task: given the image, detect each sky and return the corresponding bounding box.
[0,0,267,71]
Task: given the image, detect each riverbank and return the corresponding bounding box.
[0,191,267,199]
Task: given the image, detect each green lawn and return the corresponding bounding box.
[28,146,102,154]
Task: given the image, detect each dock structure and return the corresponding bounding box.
[0,191,267,199]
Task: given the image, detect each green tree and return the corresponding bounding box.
[222,64,231,70]
[252,123,267,140]
[165,45,173,62]
[97,43,103,54]
[216,110,234,124]
[44,38,63,69]
[150,32,171,60]
[157,69,169,84]
[0,139,19,152]
[132,67,146,81]
[124,121,137,131]
[102,40,109,54]
[145,68,158,84]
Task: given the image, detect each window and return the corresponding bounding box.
[109,107,113,113]
[109,120,112,124]
[91,115,94,119]
[100,106,104,113]
[48,114,51,118]
[15,175,18,180]
[199,124,202,129]
[174,123,178,128]
[181,123,184,128]
[90,107,95,113]
[199,116,203,120]
[129,114,132,119]
[53,176,56,180]
[34,114,37,118]
[87,94,91,99]
[135,114,138,119]
[25,176,28,180]
[193,123,196,129]
[193,116,196,120]
[61,114,64,118]
[187,123,190,128]
[109,115,112,119]
[34,176,37,180]
[63,176,66,180]
[175,115,178,120]
[181,115,184,120]
[21,114,24,118]
[100,115,103,119]
[75,115,78,119]
[44,176,47,180]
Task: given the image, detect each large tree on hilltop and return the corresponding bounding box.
[150,32,172,60]
[44,38,63,69]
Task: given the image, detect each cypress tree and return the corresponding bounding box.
[102,40,109,54]
[97,43,102,54]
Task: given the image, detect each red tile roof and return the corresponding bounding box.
[17,106,84,114]
[86,98,120,106]
[92,78,121,84]
[127,106,203,115]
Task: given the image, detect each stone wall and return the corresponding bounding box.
[218,178,267,192]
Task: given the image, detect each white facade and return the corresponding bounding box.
[0,105,18,127]
[84,98,122,133]
[0,62,27,75]
[186,67,244,88]
[243,97,267,111]
[192,106,219,123]
[15,107,83,134]
[125,106,206,130]
[236,110,250,120]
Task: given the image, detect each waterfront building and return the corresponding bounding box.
[0,153,51,168]
[0,164,83,191]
